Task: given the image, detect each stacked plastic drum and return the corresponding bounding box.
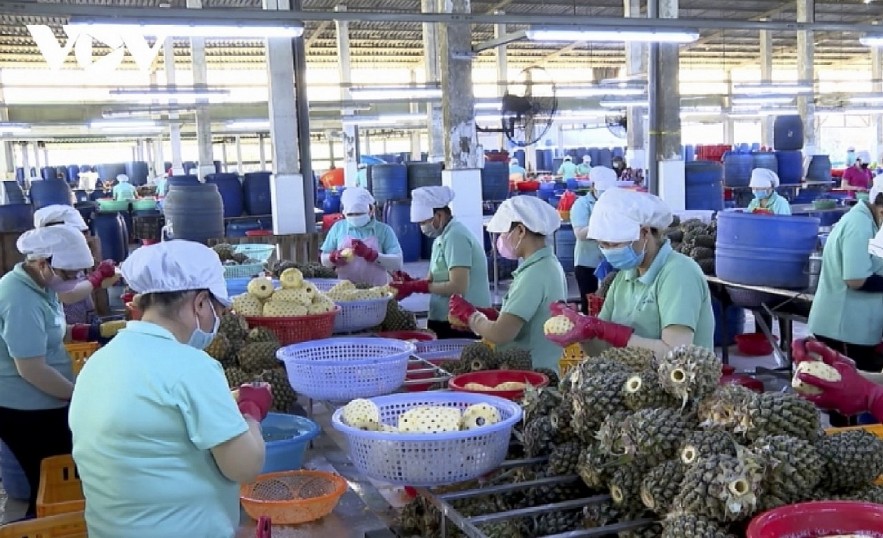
[406,162,443,259]
[372,164,421,263]
[773,115,804,184]
[684,161,724,211]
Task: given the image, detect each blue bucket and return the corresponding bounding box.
[261,413,321,473]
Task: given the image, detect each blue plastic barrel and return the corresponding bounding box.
[206,173,244,218]
[738,143,751,153]
[775,150,804,184]
[534,149,545,171]
[214,160,223,174]
[683,144,695,162]
[29,179,74,209]
[384,200,421,262]
[163,184,225,244]
[481,162,510,201]
[773,115,804,151]
[751,151,778,173]
[541,149,554,171]
[806,155,832,183]
[323,191,342,214]
[315,188,326,209]
[722,152,753,188]
[95,163,127,182]
[0,440,30,500]
[125,161,149,186]
[555,224,576,273]
[588,148,600,167]
[685,161,724,211]
[406,162,443,192]
[360,155,386,166]
[514,149,525,168]
[243,172,272,216]
[227,220,263,237]
[596,148,613,168]
[40,166,56,181]
[3,181,25,204]
[715,211,819,289]
[169,175,200,187]
[0,203,34,231]
[712,298,745,347]
[566,178,578,190]
[612,147,624,159]
[91,211,129,263]
[368,164,408,203]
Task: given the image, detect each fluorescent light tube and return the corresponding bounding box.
[851,94,883,104]
[341,114,425,126]
[0,123,31,133]
[225,120,271,130]
[90,120,158,129]
[526,28,699,44]
[68,19,303,39]
[733,83,812,95]
[556,86,645,97]
[348,88,442,101]
[860,35,883,47]
[474,102,502,110]
[600,99,648,108]
[731,96,796,105]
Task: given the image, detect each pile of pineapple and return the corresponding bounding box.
[208,312,299,413]
[324,280,394,303]
[231,268,337,318]
[401,345,883,538]
[341,398,502,433]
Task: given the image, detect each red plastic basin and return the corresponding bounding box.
[747,501,883,537]
[449,370,549,401]
[735,332,777,356]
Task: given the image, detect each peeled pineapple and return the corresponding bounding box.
[544,315,574,335]
[792,360,841,396]
[246,277,275,299]
[270,288,311,306]
[461,403,501,430]
[278,268,304,289]
[232,293,263,316]
[341,398,381,431]
[263,301,307,317]
[398,406,462,433]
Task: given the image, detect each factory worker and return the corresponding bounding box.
[0,226,116,517]
[576,155,593,177]
[846,147,858,167]
[153,174,169,198]
[69,241,270,538]
[545,189,714,356]
[509,158,527,181]
[112,174,138,201]
[391,187,492,339]
[320,186,403,286]
[841,158,873,191]
[557,155,578,180]
[570,167,615,314]
[448,196,566,368]
[356,163,368,188]
[746,168,791,215]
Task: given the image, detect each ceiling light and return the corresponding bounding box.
[556,85,645,97]
[341,114,425,126]
[851,93,883,104]
[474,102,502,110]
[731,95,796,105]
[225,120,271,130]
[68,17,303,38]
[600,98,649,108]
[110,86,230,104]
[680,106,723,117]
[90,120,158,130]
[860,35,883,47]
[0,123,32,134]
[348,87,443,101]
[733,83,812,95]
[525,28,699,44]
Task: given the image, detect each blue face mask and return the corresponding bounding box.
[600,240,646,270]
[346,215,370,228]
[188,302,220,350]
[753,190,771,200]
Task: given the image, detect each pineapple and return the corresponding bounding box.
[640,460,685,513]
[596,410,631,457]
[232,293,263,316]
[246,326,279,345]
[660,513,735,538]
[620,408,697,467]
[477,521,524,538]
[792,358,841,396]
[600,346,657,372]
[246,277,275,299]
[583,499,645,528]
[204,333,232,366]
[571,372,630,438]
[730,392,821,442]
[576,356,631,378]
[543,315,574,335]
[461,403,501,430]
[623,370,681,411]
[752,434,824,510]
[219,312,249,343]
[680,430,739,465]
[609,461,650,511]
[497,347,532,371]
[341,399,381,430]
[817,430,883,493]
[519,385,562,424]
[521,415,559,457]
[698,384,756,432]
[278,267,304,289]
[548,441,581,476]
[577,442,612,489]
[656,345,722,406]
[259,368,298,413]
[237,341,281,373]
[673,448,765,523]
[549,392,576,441]
[398,406,461,433]
[533,510,583,536]
[263,300,307,317]
[461,342,499,371]
[270,288,311,306]
[224,366,251,388]
[533,367,560,387]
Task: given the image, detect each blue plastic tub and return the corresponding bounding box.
[261,413,321,474]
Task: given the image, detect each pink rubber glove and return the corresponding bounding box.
[390,280,430,300]
[328,250,348,267]
[545,302,634,348]
[351,239,379,262]
[796,339,883,419]
[476,307,500,321]
[237,382,273,422]
[86,260,116,289]
[448,294,478,326]
[792,337,856,368]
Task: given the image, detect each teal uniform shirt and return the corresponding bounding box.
[356,168,368,188]
[570,193,603,269]
[113,182,137,201]
[0,263,73,410]
[746,192,792,215]
[510,164,526,177]
[428,219,492,321]
[599,240,715,349]
[499,247,567,370]
[154,177,169,197]
[576,163,592,176]
[69,321,249,538]
[557,161,578,180]
[320,218,402,255]
[808,202,883,345]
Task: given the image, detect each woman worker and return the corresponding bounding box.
[576,155,592,177]
[69,241,271,537]
[746,168,791,215]
[112,174,138,202]
[390,186,492,339]
[557,155,578,180]
[841,158,873,191]
[509,158,527,181]
[320,186,403,286]
[545,189,714,356]
[447,196,567,369]
[0,226,114,517]
[571,166,617,314]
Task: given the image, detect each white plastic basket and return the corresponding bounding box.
[332,295,392,334]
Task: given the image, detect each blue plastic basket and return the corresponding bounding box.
[333,296,392,334]
[234,243,276,262]
[331,392,522,486]
[414,339,477,360]
[261,413,321,474]
[307,278,340,292]
[277,337,415,401]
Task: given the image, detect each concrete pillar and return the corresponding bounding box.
[20,143,30,182]
[624,0,646,164]
[187,0,214,180]
[0,70,14,177]
[494,13,508,150]
[42,144,49,168]
[423,0,445,163]
[264,0,309,234]
[873,48,882,164]
[723,69,735,145]
[796,0,816,153]
[163,39,184,175]
[33,142,41,172]
[235,135,244,173]
[258,134,267,168]
[759,28,774,148]
[409,69,422,160]
[153,136,165,179]
[439,0,482,242]
[335,4,360,185]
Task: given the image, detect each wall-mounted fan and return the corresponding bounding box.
[477,66,558,147]
[606,114,627,138]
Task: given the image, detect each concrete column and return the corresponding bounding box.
[723,69,735,145]
[423,0,444,163]
[335,4,360,185]
[439,0,482,242]
[187,0,214,180]
[796,0,816,153]
[624,0,646,164]
[219,140,228,172]
[42,144,49,168]
[258,134,267,168]
[33,142,41,172]
[409,69,422,160]
[153,136,165,179]
[873,48,882,164]
[20,143,30,183]
[235,135,244,173]
[264,0,309,234]
[759,28,774,148]
[0,70,14,177]
[163,38,184,175]
[494,13,508,150]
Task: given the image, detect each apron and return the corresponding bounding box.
[335,235,389,286]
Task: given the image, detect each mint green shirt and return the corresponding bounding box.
[320,218,402,255]
[558,161,578,179]
[0,263,73,410]
[746,192,792,215]
[808,202,883,345]
[499,247,567,370]
[576,163,592,176]
[113,182,137,201]
[428,219,492,321]
[599,241,714,349]
[69,321,249,538]
[570,193,603,269]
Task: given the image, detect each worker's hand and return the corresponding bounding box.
[329,250,349,267]
[98,320,127,340]
[237,382,273,422]
[350,239,379,262]
[796,340,883,419]
[391,270,416,283]
[792,338,856,368]
[86,260,116,289]
[476,307,500,321]
[448,294,478,327]
[70,322,113,345]
[389,280,430,300]
[545,302,634,348]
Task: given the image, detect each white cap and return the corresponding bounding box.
[486,196,562,236]
[510,158,519,165]
[121,240,231,307]
[871,174,883,203]
[564,155,572,161]
[588,189,673,243]
[582,155,592,163]
[341,187,375,214]
[17,225,93,270]
[33,204,88,232]
[117,174,129,183]
[589,166,618,192]
[749,168,780,189]
[411,186,455,222]
[357,163,367,170]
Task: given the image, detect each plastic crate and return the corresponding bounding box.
[65,342,99,376]
[0,511,86,538]
[36,454,85,517]
[222,244,276,278]
[558,344,585,378]
[825,425,883,485]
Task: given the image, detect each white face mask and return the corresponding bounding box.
[346,215,370,228]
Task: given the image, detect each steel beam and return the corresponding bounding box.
[472,29,526,53]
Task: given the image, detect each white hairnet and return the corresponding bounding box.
[582,155,591,163]
[33,204,88,231]
[341,187,375,214]
[510,158,519,165]
[410,186,455,222]
[117,174,129,183]
[357,163,367,170]
[749,168,780,189]
[588,189,673,243]
[871,174,883,204]
[17,225,93,270]
[564,155,572,161]
[589,166,618,192]
[121,240,231,307]
[486,196,562,236]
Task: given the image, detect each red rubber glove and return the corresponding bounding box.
[351,239,379,262]
[86,260,116,288]
[791,337,857,368]
[391,271,416,283]
[328,250,349,267]
[390,280,430,300]
[545,302,634,348]
[449,294,478,326]
[476,307,500,321]
[70,323,99,343]
[237,382,273,422]
[795,339,883,419]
